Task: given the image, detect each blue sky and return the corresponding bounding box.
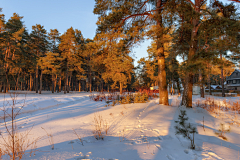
[1,0,151,67]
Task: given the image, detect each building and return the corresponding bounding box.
[226,69,240,90]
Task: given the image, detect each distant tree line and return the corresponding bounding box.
[0,13,135,94]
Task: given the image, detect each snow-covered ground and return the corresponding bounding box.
[0,91,240,160]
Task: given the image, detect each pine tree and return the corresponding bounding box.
[175,110,198,149]
[48,29,61,93]
[1,13,26,92]
[38,52,62,93]
[59,27,80,94]
[29,24,48,93]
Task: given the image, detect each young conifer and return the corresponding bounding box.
[175,110,198,149]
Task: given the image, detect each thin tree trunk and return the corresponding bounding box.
[120,82,123,94]
[101,76,103,92]
[59,76,61,92]
[54,74,57,92]
[4,70,9,93]
[3,82,6,93]
[89,71,92,93]
[220,54,225,97]
[67,73,71,93]
[52,74,54,93]
[64,65,68,94]
[21,74,23,90]
[208,73,211,95]
[0,82,2,92]
[79,80,81,92]
[36,66,38,93]
[199,69,204,98]
[30,74,33,91]
[39,70,43,94]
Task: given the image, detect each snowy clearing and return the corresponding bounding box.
[0,92,239,160]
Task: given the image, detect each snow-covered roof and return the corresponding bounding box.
[205,85,222,89]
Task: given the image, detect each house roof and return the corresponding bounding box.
[205,85,222,89]
[226,69,240,80]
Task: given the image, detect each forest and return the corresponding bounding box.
[1,0,240,108]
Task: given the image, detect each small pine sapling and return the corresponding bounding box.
[215,123,230,140]
[175,110,198,149]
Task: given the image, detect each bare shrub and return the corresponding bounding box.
[41,127,54,150]
[92,112,109,140]
[72,129,84,146]
[1,93,40,160]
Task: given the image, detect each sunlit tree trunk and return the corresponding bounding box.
[156,0,169,105]
[79,80,81,92]
[120,82,123,94]
[59,76,61,93]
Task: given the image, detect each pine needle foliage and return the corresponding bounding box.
[175,110,198,149]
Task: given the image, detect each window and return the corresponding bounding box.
[233,80,236,84]
[236,87,237,90]
[237,73,238,76]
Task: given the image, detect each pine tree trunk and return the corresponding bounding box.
[89,71,92,93]
[28,77,29,91]
[72,76,74,91]
[0,82,2,92]
[120,82,123,94]
[208,68,211,95]
[64,65,68,94]
[52,74,54,93]
[54,74,57,93]
[156,0,169,105]
[75,77,77,91]
[182,5,200,107]
[39,70,43,94]
[3,82,6,93]
[59,76,61,92]
[36,66,38,93]
[101,76,103,92]
[30,74,33,91]
[4,70,9,93]
[79,80,81,92]
[220,54,225,97]
[67,73,71,93]
[199,69,204,98]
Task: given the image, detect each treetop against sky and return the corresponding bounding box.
[1,0,152,67]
